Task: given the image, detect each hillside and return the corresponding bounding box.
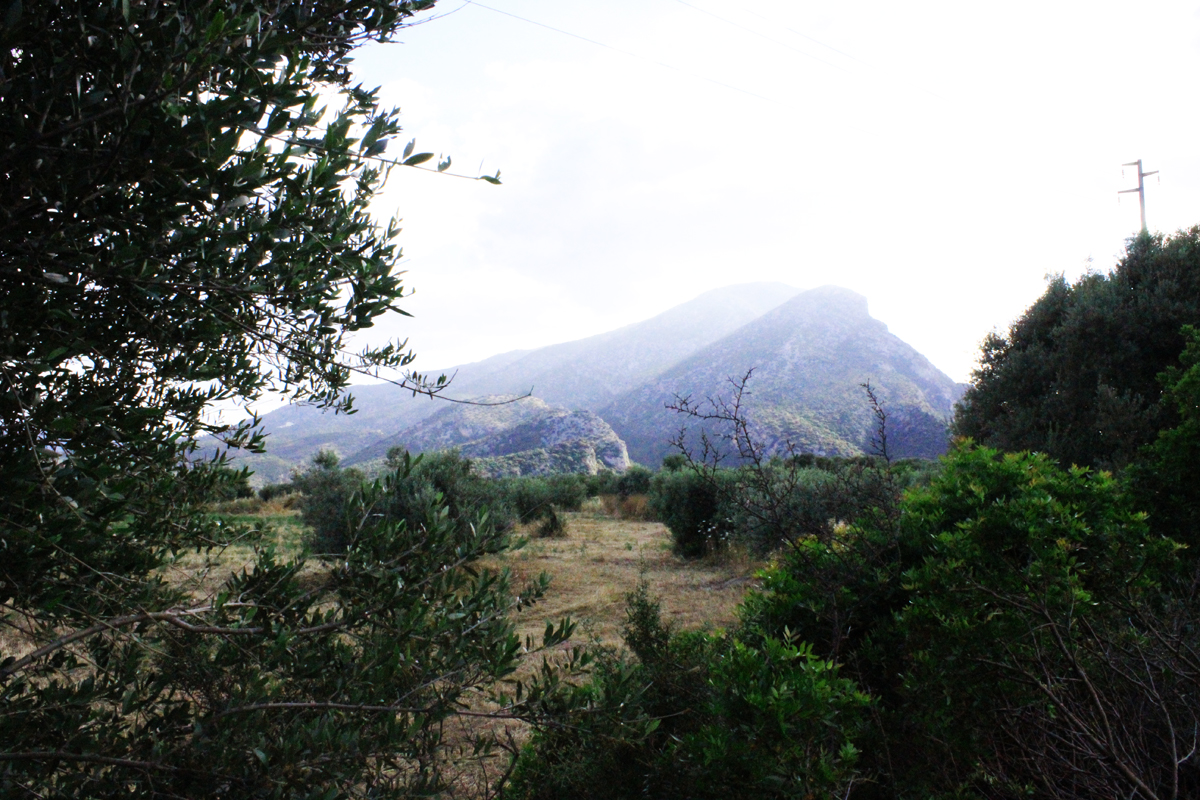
[343,396,630,477]
[237,282,961,481]
[241,282,799,480]
[449,281,802,410]
[601,286,964,467]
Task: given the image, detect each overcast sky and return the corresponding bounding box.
[346,0,1200,385]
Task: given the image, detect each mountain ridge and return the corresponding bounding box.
[600,285,963,466]
[236,283,963,483]
[237,282,803,481]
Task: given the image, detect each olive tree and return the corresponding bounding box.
[0,2,563,797]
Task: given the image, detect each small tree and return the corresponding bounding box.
[663,370,905,553]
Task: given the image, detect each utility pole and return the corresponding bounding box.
[1118,159,1158,233]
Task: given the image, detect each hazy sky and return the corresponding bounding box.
[346,0,1200,384]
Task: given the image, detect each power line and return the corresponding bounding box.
[671,0,852,75]
[681,0,945,102]
[462,1,777,103]
[737,5,869,67]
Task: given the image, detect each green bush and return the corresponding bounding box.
[506,583,867,800]
[648,468,732,557]
[291,450,366,555]
[257,481,296,502]
[584,470,620,497]
[293,449,516,555]
[491,473,587,524]
[209,464,255,501]
[737,442,1196,798]
[535,506,568,538]
[614,464,652,498]
[382,448,516,535]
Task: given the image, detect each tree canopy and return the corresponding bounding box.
[0,3,566,797]
[953,228,1200,469]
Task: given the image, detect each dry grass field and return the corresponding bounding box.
[497,498,760,650]
[2,497,763,798]
[176,495,762,650]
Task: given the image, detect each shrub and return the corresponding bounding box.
[209,464,255,500]
[294,449,518,555]
[648,468,731,557]
[506,583,867,800]
[661,453,688,472]
[291,450,365,555]
[490,473,588,524]
[738,442,1197,798]
[497,477,556,523]
[535,506,568,538]
[385,449,517,535]
[615,464,652,497]
[258,481,296,502]
[584,470,620,497]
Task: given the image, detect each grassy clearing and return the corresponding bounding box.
[1,499,761,798]
[184,497,762,647]
[496,503,761,651]
[164,499,309,601]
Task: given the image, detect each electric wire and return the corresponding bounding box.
[462,0,777,104]
[671,0,853,75]
[681,0,946,102]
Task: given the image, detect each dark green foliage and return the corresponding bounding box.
[498,472,588,523]
[661,453,688,472]
[584,469,620,496]
[954,228,1200,469]
[545,473,589,510]
[1128,324,1200,555]
[384,448,516,532]
[0,458,577,798]
[2,0,442,628]
[296,448,520,555]
[889,446,1192,798]
[614,464,653,497]
[507,584,867,800]
[257,481,297,502]
[648,467,732,556]
[648,451,936,557]
[0,2,584,794]
[210,464,257,500]
[736,442,1199,799]
[291,450,366,554]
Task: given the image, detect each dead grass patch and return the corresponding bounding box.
[495,509,760,650]
[597,493,655,521]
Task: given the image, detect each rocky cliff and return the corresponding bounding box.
[343,396,629,477]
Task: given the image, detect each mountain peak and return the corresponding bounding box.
[775,285,871,319]
[601,284,960,466]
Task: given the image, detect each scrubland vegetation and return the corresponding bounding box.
[7,0,1200,796]
[10,225,1200,796]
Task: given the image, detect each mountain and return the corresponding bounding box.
[342,396,630,478]
[236,282,962,482]
[600,286,964,467]
[445,281,803,410]
[241,282,801,480]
